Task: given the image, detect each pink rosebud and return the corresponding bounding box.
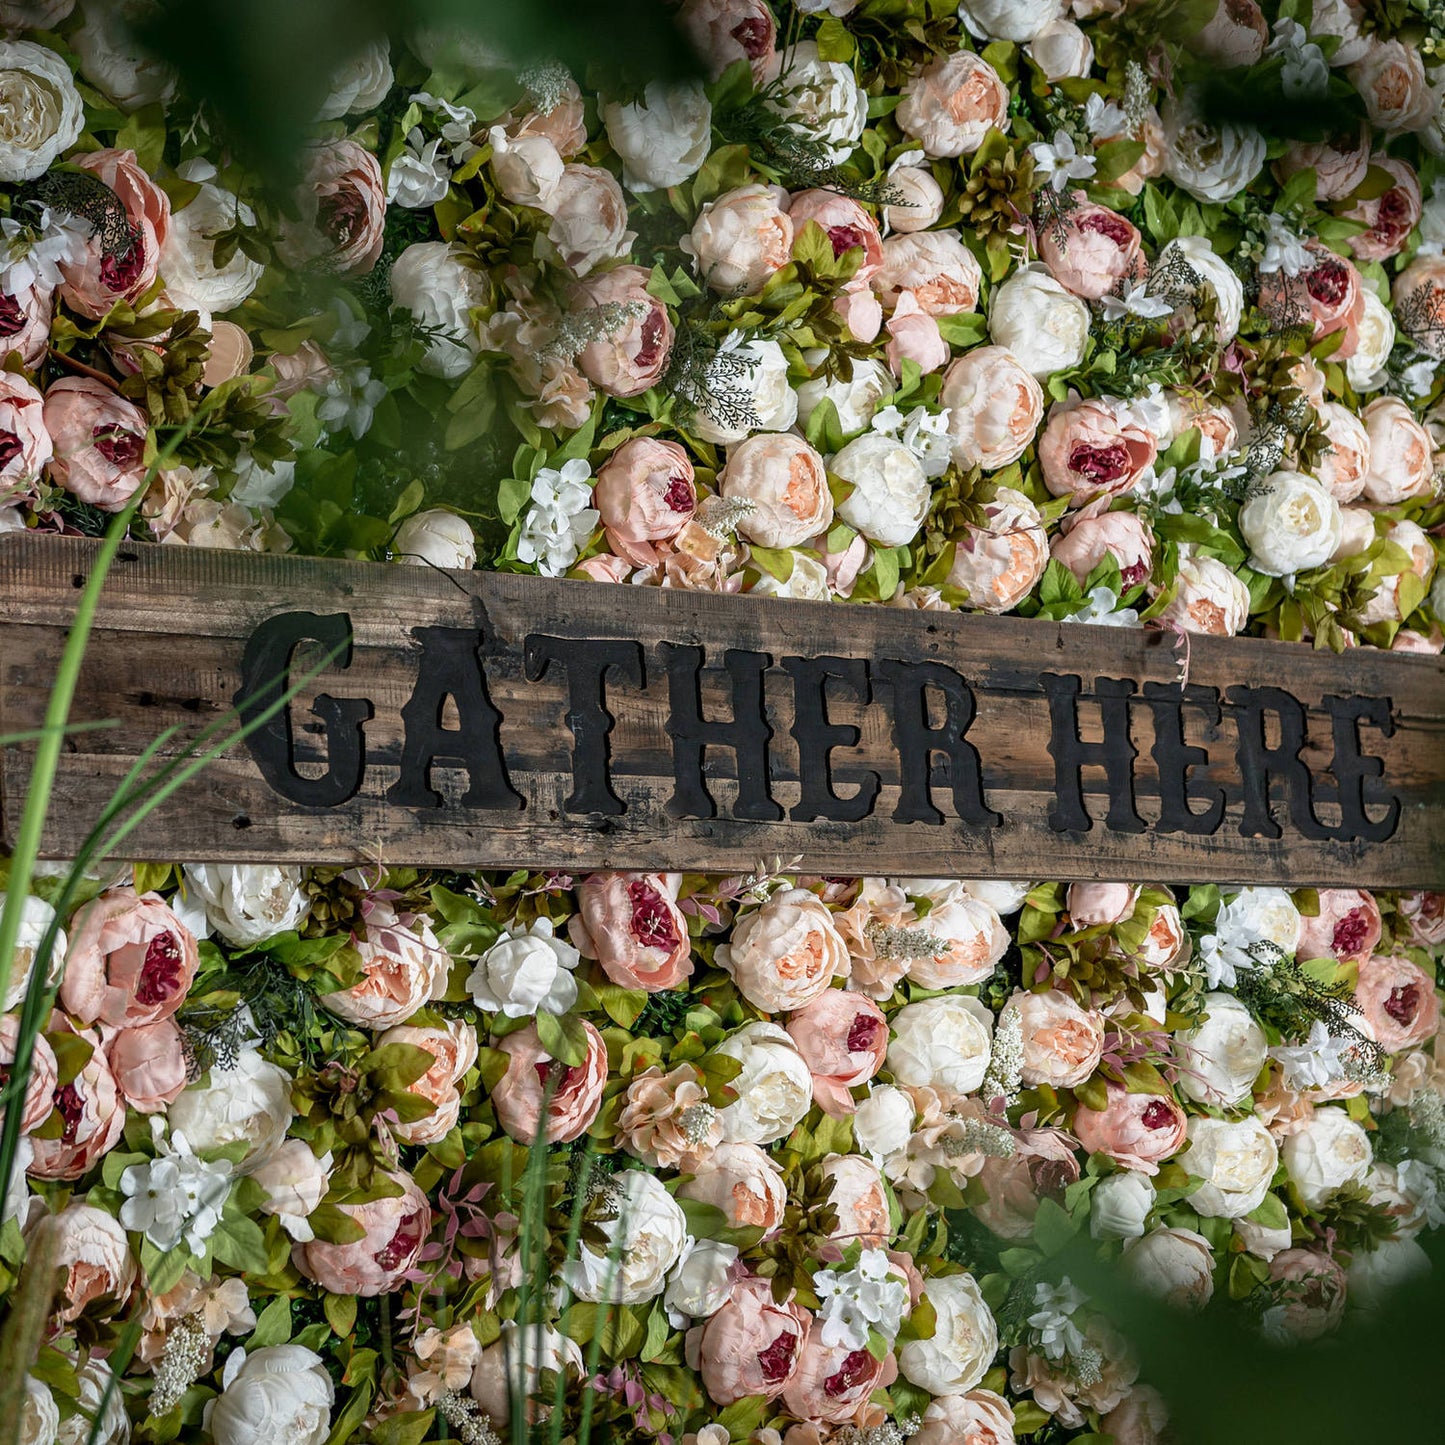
[105,1018,188,1113]
[1051,510,1155,591]
[884,291,949,376]
[0,1011,57,1134]
[1067,882,1140,926]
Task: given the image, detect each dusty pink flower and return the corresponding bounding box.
[594,437,696,566]
[37,1202,136,1321]
[570,872,693,992]
[27,1018,125,1180]
[1068,882,1140,927]
[1038,198,1145,301]
[911,1392,1016,1445]
[1341,156,1421,262]
[716,887,848,1014]
[785,990,887,1117]
[1297,889,1382,967]
[377,1019,478,1145]
[1266,1248,1347,1340]
[678,1140,787,1232]
[976,1135,1082,1239]
[619,1063,723,1167]
[1258,243,1365,358]
[820,1154,893,1248]
[1274,127,1371,201]
[872,231,981,315]
[896,51,1008,157]
[293,1169,431,1295]
[491,1019,607,1144]
[104,1018,188,1113]
[0,369,50,489]
[677,0,779,85]
[782,1325,897,1424]
[684,182,793,294]
[573,264,674,397]
[1073,1082,1188,1175]
[1009,988,1107,1089]
[947,487,1048,613]
[281,139,386,276]
[686,1276,811,1405]
[0,1011,56,1134]
[1354,954,1440,1052]
[321,900,449,1030]
[1051,511,1154,591]
[0,279,51,368]
[941,346,1044,471]
[1039,398,1157,507]
[59,148,171,318]
[1398,891,1445,947]
[43,377,148,511]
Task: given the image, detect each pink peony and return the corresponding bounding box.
[1341,156,1421,263]
[491,1019,607,1144]
[43,377,148,511]
[1354,954,1440,1052]
[0,369,51,488]
[569,872,693,992]
[941,346,1044,471]
[0,1011,56,1134]
[104,1018,188,1113]
[678,1140,786,1232]
[1073,1081,1188,1175]
[38,1202,137,1321]
[293,1169,431,1295]
[59,148,171,318]
[27,1017,125,1180]
[715,887,848,1014]
[1296,889,1382,967]
[281,139,386,276]
[572,264,674,398]
[1051,511,1155,591]
[594,437,696,566]
[1039,398,1157,508]
[782,1325,897,1424]
[1038,198,1145,301]
[686,1275,811,1404]
[785,989,887,1117]
[0,279,51,368]
[320,900,450,1030]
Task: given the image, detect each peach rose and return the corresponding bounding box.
[1039,397,1158,507]
[619,1063,723,1167]
[1342,156,1421,263]
[1398,891,1445,947]
[677,0,778,85]
[1068,882,1139,926]
[719,433,834,549]
[678,1140,786,1232]
[1296,889,1382,966]
[573,265,674,398]
[782,1325,897,1424]
[491,1019,607,1144]
[885,291,949,376]
[59,148,171,318]
[1258,243,1365,357]
[320,900,449,1030]
[293,1169,431,1296]
[1167,394,1238,460]
[1051,510,1154,591]
[911,1391,1015,1445]
[873,231,981,315]
[104,1018,188,1113]
[0,280,51,369]
[43,378,149,511]
[1274,127,1371,201]
[1038,199,1144,301]
[28,1019,125,1180]
[0,370,50,488]
[1155,549,1251,637]
[1349,39,1435,133]
[975,1134,1081,1239]
[594,437,696,566]
[547,165,636,277]
[1137,903,1189,971]
[570,871,693,992]
[1360,397,1434,505]
[0,1012,56,1134]
[508,84,588,159]
[786,990,888,1117]
[896,51,1009,157]
[684,183,793,294]
[908,896,1009,990]
[686,1275,811,1404]
[1315,402,1371,503]
[1101,1386,1169,1445]
[38,1202,136,1321]
[376,1019,478,1145]
[1073,1082,1188,1175]
[821,1154,893,1248]
[281,138,385,276]
[1007,988,1107,1089]
[941,346,1044,471]
[1393,255,1445,359]
[947,486,1048,613]
[716,887,848,1014]
[60,887,198,1029]
[1354,954,1440,1052]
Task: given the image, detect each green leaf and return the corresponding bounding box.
[678,1197,729,1239]
[140,1238,191,1296]
[535,1009,588,1066]
[1033,1196,1080,1257]
[716,1394,768,1441]
[640,1301,672,1362]
[248,1295,292,1349]
[593,981,649,1028]
[934,312,987,348]
[368,1410,436,1445]
[748,544,796,582]
[870,544,901,601]
[1246,1191,1289,1231]
[324,1291,357,1339]
[308,1204,367,1246]
[115,102,168,174]
[209,1213,269,1274]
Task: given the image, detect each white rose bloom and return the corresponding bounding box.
[959,0,1061,42]
[317,39,393,120]
[1026,20,1094,80]
[563,1170,691,1304]
[765,40,868,166]
[715,1020,814,1145]
[72,0,177,111]
[467,917,580,1018]
[167,1049,293,1171]
[1157,235,1243,343]
[20,1375,58,1445]
[898,1272,998,1395]
[159,163,265,322]
[1234,1215,1292,1262]
[1344,288,1396,392]
[203,1345,334,1445]
[1347,1233,1430,1309]
[603,80,712,193]
[1161,95,1266,203]
[888,996,994,1094]
[388,240,485,379]
[796,357,894,436]
[180,864,309,947]
[1313,0,1371,67]
[988,265,1091,378]
[1177,992,1269,1106]
[0,891,65,1009]
[0,40,85,182]
[56,1360,129,1445]
[392,508,477,569]
[664,1238,739,1325]
[690,336,798,444]
[231,454,297,510]
[750,551,832,601]
[250,1139,332,1242]
[1180,1115,1279,1219]
[832,433,930,547]
[1282,1109,1373,1209]
[1090,1170,1154,1240]
[1123,1227,1215,1309]
[853,1084,915,1171]
[488,126,564,209]
[1237,472,1343,577]
[962,879,1031,915]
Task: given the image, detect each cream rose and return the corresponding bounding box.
[765,41,867,165]
[388,241,484,380]
[1282,1108,1372,1208]
[1343,289,1396,393]
[684,183,793,295]
[691,336,798,444]
[167,1048,292,1170]
[1180,1115,1279,1218]
[603,80,712,193]
[0,40,84,182]
[831,433,931,547]
[1237,472,1344,577]
[1123,1227,1215,1310]
[795,356,892,436]
[888,996,993,1094]
[1178,993,1268,1106]
[204,1345,334,1445]
[562,1170,691,1303]
[1157,235,1243,343]
[715,887,848,1014]
[719,431,831,547]
[988,266,1091,378]
[715,1021,815,1145]
[898,1272,998,1396]
[392,508,477,569]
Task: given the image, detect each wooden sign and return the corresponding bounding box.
[0,535,1441,886]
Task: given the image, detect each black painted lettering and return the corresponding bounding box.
[1227,685,1332,839]
[780,655,880,823]
[1042,673,1146,833]
[1324,694,1400,842]
[524,635,643,815]
[1143,682,1226,835]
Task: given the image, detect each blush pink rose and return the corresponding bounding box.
[941,346,1044,471]
[1039,398,1157,508]
[1349,38,1435,133]
[1296,889,1382,967]
[491,1019,607,1144]
[104,1018,188,1113]
[594,437,696,566]
[547,164,636,277]
[1360,396,1434,505]
[1009,989,1107,1089]
[719,433,833,549]
[911,1392,1016,1445]
[947,487,1048,613]
[0,370,51,488]
[1068,882,1140,927]
[1155,550,1250,638]
[686,1275,811,1404]
[377,1019,478,1145]
[782,1326,897,1424]
[885,291,949,376]
[39,1202,136,1321]
[60,887,198,1029]
[321,900,449,1030]
[43,378,148,511]
[717,887,848,1014]
[1274,127,1370,201]
[573,265,674,398]
[1038,199,1145,301]
[1073,1082,1188,1175]
[786,989,887,1117]
[789,190,884,342]
[1137,903,1189,971]
[1341,156,1421,263]
[896,51,1009,157]
[975,1134,1081,1239]
[1051,511,1155,591]
[59,148,171,318]
[1265,1248,1347,1341]
[1398,891,1445,947]
[677,0,778,84]
[1393,255,1445,360]
[267,339,333,400]
[1354,954,1440,1052]
[820,1154,893,1248]
[0,280,52,368]
[1191,0,1267,65]
[28,1018,125,1181]
[678,1140,786,1232]
[684,182,793,295]
[872,231,982,315]
[570,872,693,992]
[1258,243,1365,357]
[1315,402,1371,503]
[0,1011,57,1134]
[293,1169,431,1295]
[281,139,386,276]
[908,895,1009,990]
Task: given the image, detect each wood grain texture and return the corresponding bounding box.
[1,535,1441,886]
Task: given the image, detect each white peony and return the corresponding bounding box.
[392,508,477,569]
[0,40,85,182]
[1177,993,1269,1106]
[1282,1109,1373,1209]
[72,0,176,111]
[603,80,712,193]
[714,1020,814,1145]
[1234,1214,1292,1262]
[1090,1170,1154,1240]
[853,1083,915,1171]
[749,551,831,601]
[1157,235,1243,343]
[20,1375,58,1445]
[887,996,993,1094]
[1180,1115,1279,1219]
[0,891,65,1009]
[55,1360,129,1445]
[988,265,1091,378]
[388,240,485,379]
[1237,472,1344,578]
[180,863,309,947]
[664,1238,739,1325]
[832,432,931,547]
[961,879,1031,916]
[1123,1227,1215,1309]
[959,0,1062,43]
[166,1049,293,1171]
[317,39,393,120]
[1347,1233,1430,1309]
[1199,887,1303,990]
[204,1345,334,1445]
[1161,94,1266,202]
[467,917,580,1018]
[898,1272,998,1395]
[1344,287,1396,392]
[795,356,893,436]
[765,40,868,165]
[563,1170,691,1304]
[160,164,266,322]
[689,335,798,444]
[1026,19,1094,80]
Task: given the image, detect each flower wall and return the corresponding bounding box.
[1,1,1445,1444]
